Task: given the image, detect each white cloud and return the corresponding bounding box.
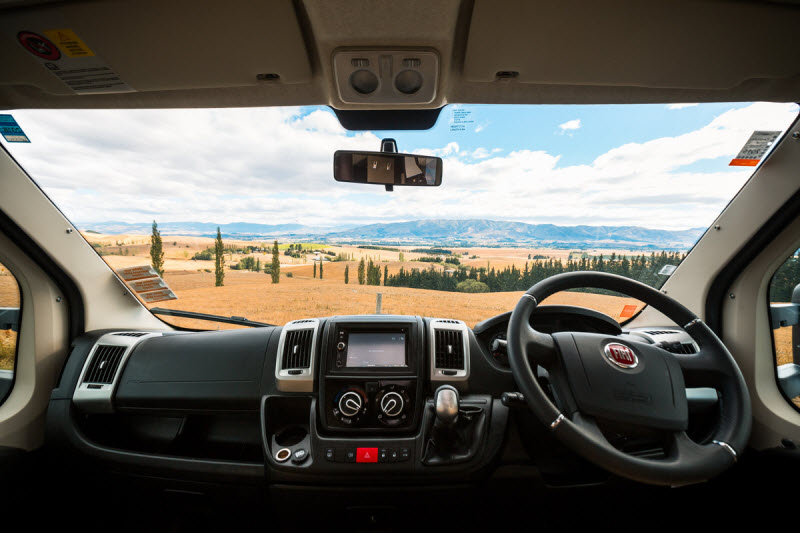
[2,103,798,232]
[667,103,699,110]
[558,119,581,132]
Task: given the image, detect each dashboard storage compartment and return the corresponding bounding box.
[115,328,272,412]
[261,396,313,468]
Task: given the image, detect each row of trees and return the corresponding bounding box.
[384,251,687,293]
[150,222,281,287]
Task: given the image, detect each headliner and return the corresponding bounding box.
[0,0,798,119]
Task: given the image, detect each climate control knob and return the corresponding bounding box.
[379,391,404,417]
[338,391,363,418]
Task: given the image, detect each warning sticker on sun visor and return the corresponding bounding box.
[729,131,781,166]
[13,29,133,94]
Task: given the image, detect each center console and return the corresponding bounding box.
[261,315,509,479]
[319,316,424,434]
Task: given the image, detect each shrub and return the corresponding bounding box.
[456,279,490,293]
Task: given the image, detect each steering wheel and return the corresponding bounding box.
[507,272,751,486]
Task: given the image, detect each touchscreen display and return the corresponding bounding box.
[345,332,406,367]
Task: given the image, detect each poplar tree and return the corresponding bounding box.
[150,220,165,277]
[344,265,349,284]
[214,227,225,287]
[358,258,366,285]
[271,240,280,283]
[319,259,324,279]
[384,265,388,285]
[313,262,317,278]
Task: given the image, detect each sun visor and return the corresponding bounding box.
[0,0,312,96]
[462,0,800,89]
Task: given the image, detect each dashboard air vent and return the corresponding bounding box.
[429,319,470,381]
[434,329,465,370]
[644,330,678,336]
[83,345,126,384]
[112,332,149,337]
[290,319,314,324]
[281,329,314,369]
[659,342,698,355]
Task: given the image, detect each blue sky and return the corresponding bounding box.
[2,102,798,232]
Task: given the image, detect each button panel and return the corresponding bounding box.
[326,446,411,464]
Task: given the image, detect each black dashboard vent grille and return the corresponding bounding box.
[112,332,148,337]
[659,342,698,355]
[644,330,677,335]
[83,345,126,384]
[434,329,465,370]
[282,329,313,369]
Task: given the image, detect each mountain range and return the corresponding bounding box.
[81,219,705,249]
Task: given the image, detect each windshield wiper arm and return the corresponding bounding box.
[150,307,275,328]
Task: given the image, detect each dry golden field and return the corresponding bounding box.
[0,264,20,370]
[150,269,647,330]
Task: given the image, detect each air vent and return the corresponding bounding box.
[281,329,313,369]
[429,319,470,382]
[112,332,149,337]
[644,330,678,336]
[83,345,126,384]
[434,330,465,370]
[659,342,698,355]
[275,319,319,392]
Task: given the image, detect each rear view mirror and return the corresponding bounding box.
[334,151,442,187]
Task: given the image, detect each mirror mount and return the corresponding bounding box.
[381,138,398,191]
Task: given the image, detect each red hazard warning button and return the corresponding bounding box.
[356,447,378,463]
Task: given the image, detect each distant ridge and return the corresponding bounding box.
[81,219,705,249]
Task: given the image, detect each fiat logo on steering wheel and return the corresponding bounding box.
[604,343,639,369]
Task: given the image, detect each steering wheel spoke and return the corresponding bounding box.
[570,411,609,445]
[521,323,557,366]
[671,347,726,389]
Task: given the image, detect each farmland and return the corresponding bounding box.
[83,232,650,329]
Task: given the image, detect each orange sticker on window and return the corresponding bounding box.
[728,158,759,167]
[620,304,638,319]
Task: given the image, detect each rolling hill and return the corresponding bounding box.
[81,219,705,249]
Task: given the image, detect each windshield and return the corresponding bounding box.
[3,103,798,329]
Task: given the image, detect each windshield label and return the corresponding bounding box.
[729,131,781,166]
[128,277,168,293]
[658,264,677,276]
[0,115,30,143]
[138,288,177,304]
[116,265,159,281]
[116,265,177,303]
[11,28,134,94]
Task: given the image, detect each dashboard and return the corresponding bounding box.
[47,306,709,490]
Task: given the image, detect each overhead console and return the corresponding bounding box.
[319,316,424,434]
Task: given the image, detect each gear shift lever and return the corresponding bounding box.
[434,385,460,427]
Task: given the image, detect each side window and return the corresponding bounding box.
[0,260,21,403]
[769,249,800,408]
